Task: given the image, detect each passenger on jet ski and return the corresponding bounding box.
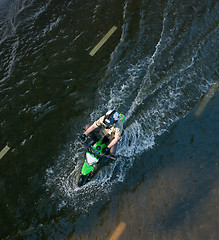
[80,110,124,156]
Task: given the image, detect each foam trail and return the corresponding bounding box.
[126,1,169,120]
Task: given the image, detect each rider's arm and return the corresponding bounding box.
[84,124,97,135]
[108,127,120,148]
[83,116,105,136]
[108,138,119,148]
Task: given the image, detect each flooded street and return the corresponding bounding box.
[0,0,218,239]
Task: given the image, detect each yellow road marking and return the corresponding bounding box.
[195,82,219,116]
[0,145,10,160]
[110,222,126,240]
[89,26,117,56]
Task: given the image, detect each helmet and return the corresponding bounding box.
[104,110,120,127]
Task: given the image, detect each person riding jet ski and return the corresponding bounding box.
[80,110,124,156]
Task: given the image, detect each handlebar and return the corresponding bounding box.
[81,139,116,160]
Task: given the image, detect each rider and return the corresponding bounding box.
[80,110,124,156]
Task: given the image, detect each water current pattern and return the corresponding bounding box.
[0,0,218,239]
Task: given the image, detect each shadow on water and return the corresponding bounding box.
[154,98,219,237]
[122,93,219,239]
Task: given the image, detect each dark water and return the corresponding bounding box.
[0,0,218,239]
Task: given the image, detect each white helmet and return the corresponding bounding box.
[104,110,119,127]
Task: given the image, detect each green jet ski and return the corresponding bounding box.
[77,137,112,187]
[78,113,125,187]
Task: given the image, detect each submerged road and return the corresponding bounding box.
[0,0,218,239]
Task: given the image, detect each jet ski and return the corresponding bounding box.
[78,113,125,187]
[77,136,113,187]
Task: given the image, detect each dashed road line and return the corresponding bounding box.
[89,26,117,56]
[0,145,10,160]
[195,82,219,116]
[110,221,126,240]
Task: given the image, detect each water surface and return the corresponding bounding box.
[0,0,218,239]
